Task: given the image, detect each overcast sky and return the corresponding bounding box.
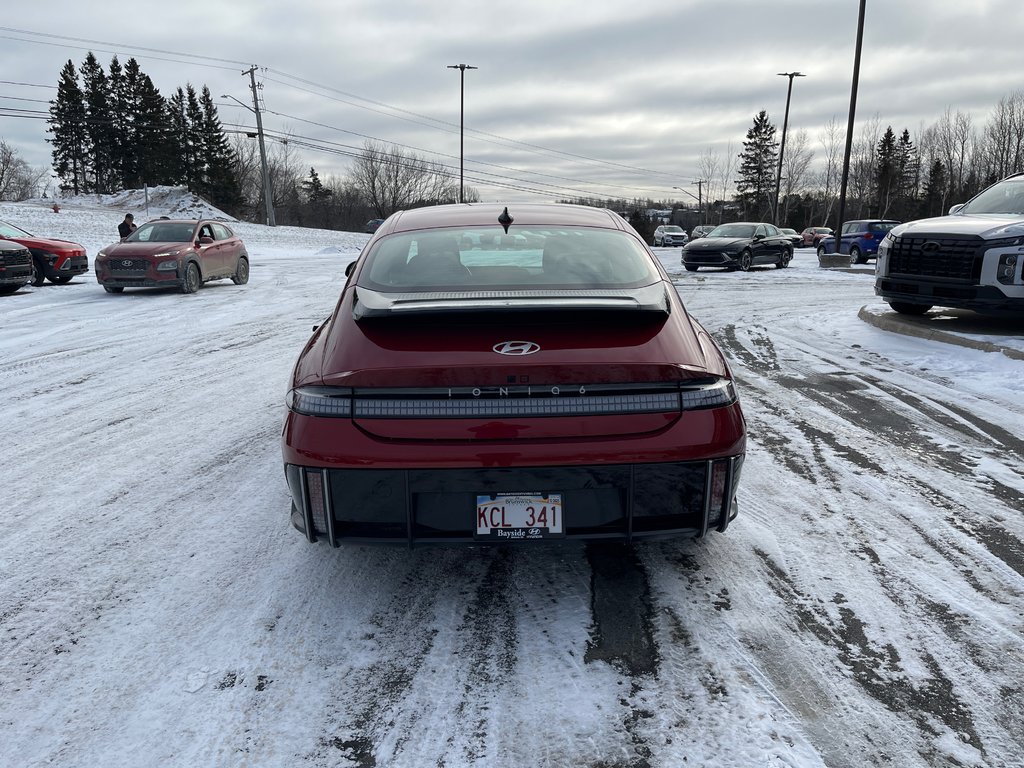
[1,0,1020,205]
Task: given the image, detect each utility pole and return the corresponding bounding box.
[774,71,805,227]
[244,65,275,227]
[447,64,477,203]
[694,179,705,224]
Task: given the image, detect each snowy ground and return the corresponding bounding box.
[1,194,1023,768]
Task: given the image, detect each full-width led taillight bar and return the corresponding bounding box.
[286,379,737,419]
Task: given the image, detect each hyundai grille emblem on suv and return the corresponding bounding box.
[493,341,541,356]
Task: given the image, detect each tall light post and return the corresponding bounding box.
[832,0,867,260]
[773,71,805,226]
[447,63,477,203]
[222,65,275,227]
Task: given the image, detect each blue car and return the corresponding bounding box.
[817,219,900,263]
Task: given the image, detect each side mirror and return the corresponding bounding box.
[948,203,964,215]
[344,261,356,278]
[197,235,214,246]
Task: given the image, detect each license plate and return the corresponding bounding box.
[475,493,564,540]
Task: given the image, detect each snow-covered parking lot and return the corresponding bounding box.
[2,197,1023,768]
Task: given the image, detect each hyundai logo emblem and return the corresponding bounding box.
[122,260,133,266]
[493,341,540,356]
[921,241,941,254]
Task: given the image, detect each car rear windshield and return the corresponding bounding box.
[359,226,660,291]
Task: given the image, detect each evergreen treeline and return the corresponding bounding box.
[47,53,241,214]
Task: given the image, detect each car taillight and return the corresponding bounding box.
[864,233,874,240]
[679,379,737,410]
[286,386,353,416]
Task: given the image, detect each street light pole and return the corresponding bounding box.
[673,184,705,228]
[833,0,867,259]
[447,64,477,203]
[773,71,805,227]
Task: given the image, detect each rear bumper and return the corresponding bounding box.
[285,456,744,547]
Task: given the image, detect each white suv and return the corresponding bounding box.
[875,173,1024,315]
[653,225,689,247]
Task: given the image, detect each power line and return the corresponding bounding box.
[5,25,700,200]
[0,26,252,68]
[263,67,692,183]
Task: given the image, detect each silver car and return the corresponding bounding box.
[653,225,689,247]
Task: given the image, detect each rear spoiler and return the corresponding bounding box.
[352,283,671,319]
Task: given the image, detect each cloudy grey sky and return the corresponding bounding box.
[0,0,1019,204]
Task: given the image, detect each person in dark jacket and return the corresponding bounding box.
[118,214,137,240]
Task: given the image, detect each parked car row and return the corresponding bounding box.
[0,217,250,297]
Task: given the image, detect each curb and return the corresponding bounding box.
[857,306,1024,361]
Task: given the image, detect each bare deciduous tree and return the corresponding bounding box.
[847,115,882,217]
[350,140,459,217]
[978,90,1024,181]
[0,139,47,201]
[808,117,844,225]
[781,129,814,224]
[694,142,735,225]
[932,107,975,197]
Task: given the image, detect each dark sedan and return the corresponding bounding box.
[780,227,803,247]
[282,202,746,547]
[94,219,249,294]
[680,222,793,272]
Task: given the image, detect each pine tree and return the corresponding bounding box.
[107,56,130,189]
[197,86,241,212]
[182,85,204,189]
[923,160,948,218]
[48,60,89,194]
[875,126,898,217]
[120,58,146,188]
[80,52,117,194]
[134,73,174,186]
[301,167,331,203]
[166,88,189,185]
[895,129,919,218]
[736,111,778,220]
